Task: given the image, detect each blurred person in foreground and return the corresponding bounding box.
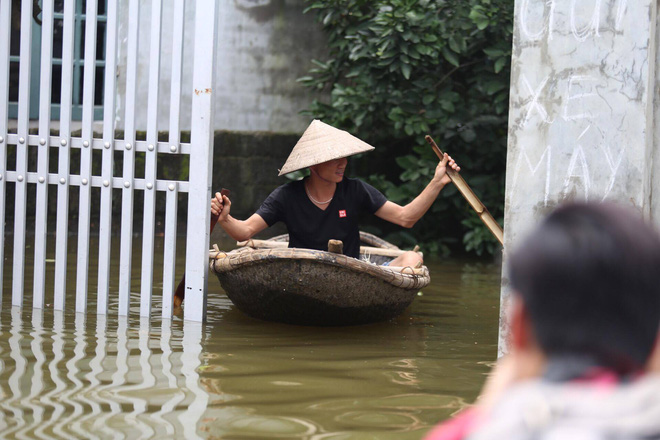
[426,202,660,440]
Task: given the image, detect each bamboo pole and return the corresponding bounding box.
[425,135,504,246]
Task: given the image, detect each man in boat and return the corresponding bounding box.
[210,119,460,267]
[425,202,660,440]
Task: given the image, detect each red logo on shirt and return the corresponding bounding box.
[339,210,347,218]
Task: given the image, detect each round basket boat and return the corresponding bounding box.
[209,232,430,326]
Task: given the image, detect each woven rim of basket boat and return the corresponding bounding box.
[210,247,430,290]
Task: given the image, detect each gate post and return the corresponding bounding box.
[184,0,220,322]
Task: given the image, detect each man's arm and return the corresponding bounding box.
[211,192,269,242]
[374,153,459,228]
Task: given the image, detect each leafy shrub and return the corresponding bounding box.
[299,0,513,256]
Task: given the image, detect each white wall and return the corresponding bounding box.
[115,0,326,134]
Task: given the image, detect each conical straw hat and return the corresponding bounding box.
[278,120,375,176]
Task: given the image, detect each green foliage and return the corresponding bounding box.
[462,215,502,256]
[285,169,310,181]
[299,0,513,256]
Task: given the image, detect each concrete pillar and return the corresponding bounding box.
[500,0,658,354]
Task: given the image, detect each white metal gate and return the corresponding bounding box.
[0,0,218,322]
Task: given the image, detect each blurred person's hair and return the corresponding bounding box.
[508,202,660,374]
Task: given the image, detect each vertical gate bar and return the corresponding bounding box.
[54,0,76,311]
[118,0,140,316]
[12,0,34,306]
[185,0,219,322]
[33,0,55,309]
[97,0,119,315]
[0,0,13,303]
[168,0,186,149]
[162,182,178,319]
[75,0,99,314]
[140,0,164,318]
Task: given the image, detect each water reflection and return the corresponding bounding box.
[55,314,87,438]
[0,309,209,438]
[0,251,502,439]
[37,311,66,438]
[196,293,477,439]
[4,308,26,437]
[181,322,207,440]
[26,310,47,439]
[155,319,185,437]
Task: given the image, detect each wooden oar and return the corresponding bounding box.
[173,188,230,308]
[425,135,504,246]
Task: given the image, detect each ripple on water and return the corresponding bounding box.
[310,393,466,411]
[335,410,420,429]
[205,415,319,438]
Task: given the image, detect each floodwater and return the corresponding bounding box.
[0,236,502,439]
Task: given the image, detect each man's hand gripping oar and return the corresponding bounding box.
[173,188,231,309]
[425,135,504,246]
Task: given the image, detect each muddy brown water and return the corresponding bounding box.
[0,236,501,438]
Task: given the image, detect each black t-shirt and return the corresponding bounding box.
[256,177,388,258]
